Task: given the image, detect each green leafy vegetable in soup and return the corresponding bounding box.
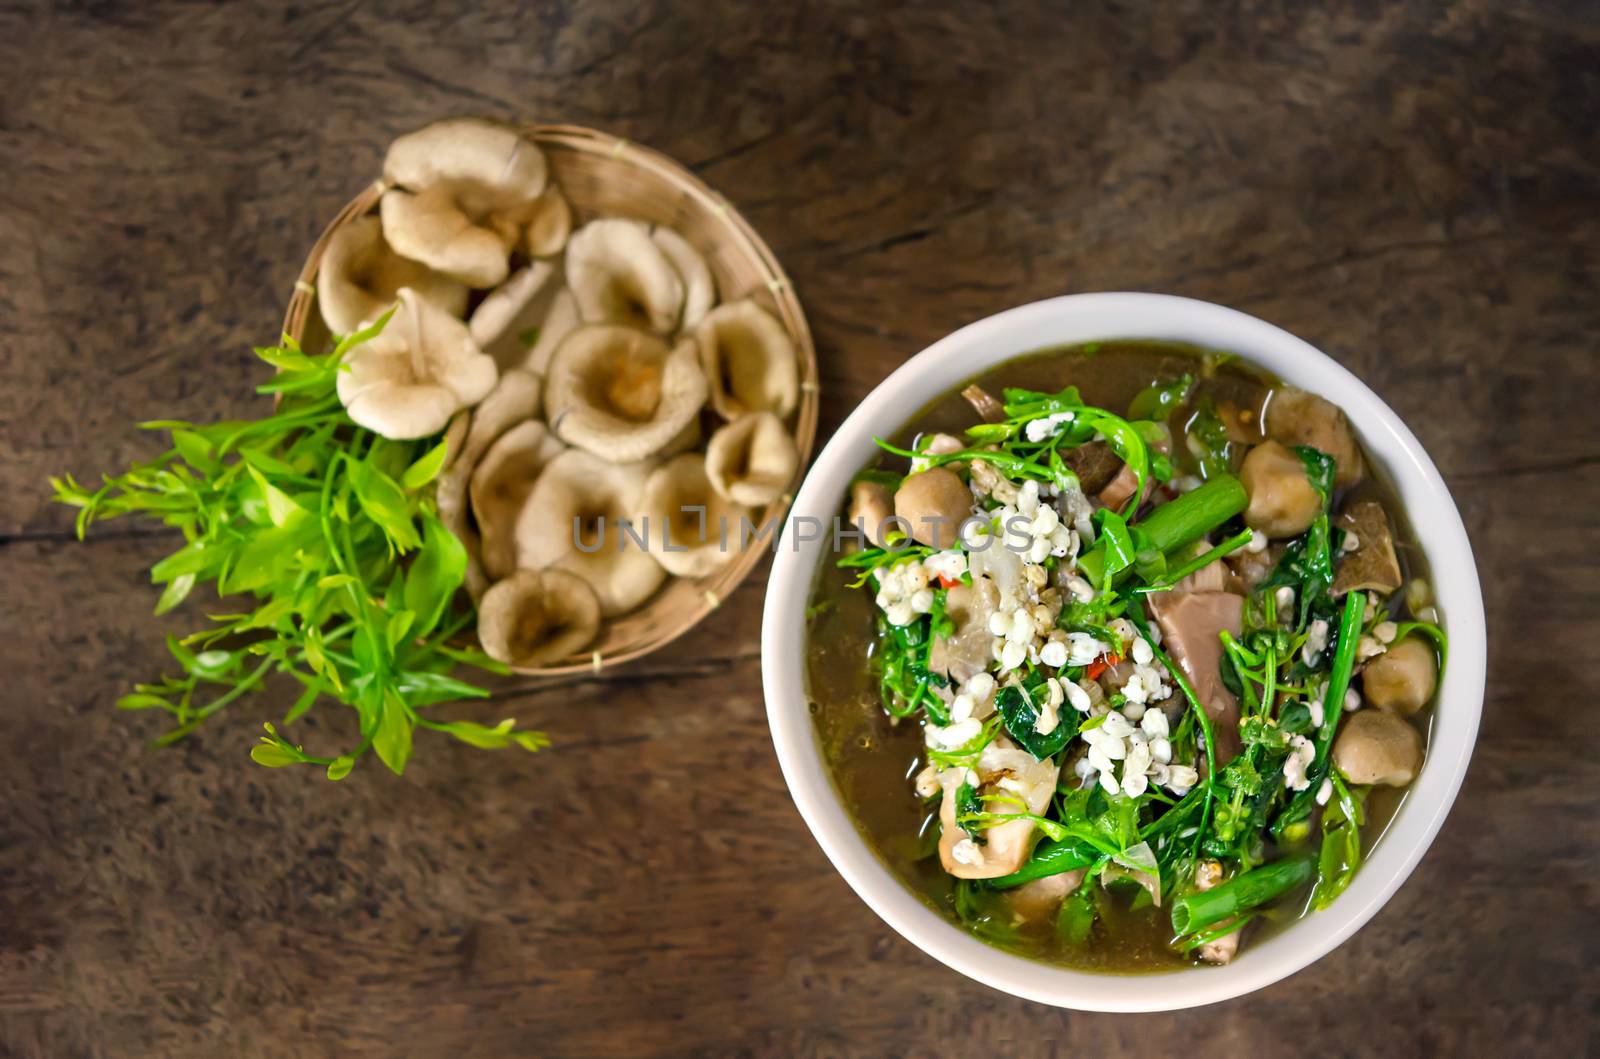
[805,341,1444,972]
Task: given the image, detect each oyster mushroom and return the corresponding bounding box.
[705,411,799,506]
[524,185,572,258]
[470,420,567,581]
[637,453,751,578]
[513,449,665,616]
[435,410,488,600]
[1240,439,1320,538]
[467,261,559,372]
[565,219,685,334]
[848,480,895,547]
[435,368,544,539]
[894,467,971,549]
[524,287,580,376]
[476,568,601,667]
[651,226,716,331]
[543,325,707,463]
[1362,636,1438,716]
[1266,388,1365,488]
[1332,708,1423,786]
[316,216,468,337]
[335,287,498,440]
[379,117,548,288]
[695,299,799,419]
[660,412,704,458]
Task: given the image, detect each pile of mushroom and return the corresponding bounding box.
[321,118,804,667]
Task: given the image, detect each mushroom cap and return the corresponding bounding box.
[513,448,665,616]
[523,287,580,376]
[470,420,567,581]
[651,226,716,332]
[705,411,799,506]
[1331,708,1424,786]
[476,568,601,667]
[380,117,548,288]
[1241,439,1321,538]
[894,467,973,549]
[565,218,685,334]
[435,369,544,567]
[848,480,894,548]
[1267,388,1365,488]
[317,216,468,337]
[660,410,704,458]
[695,299,799,418]
[335,287,499,440]
[637,453,751,578]
[524,184,573,258]
[467,261,560,372]
[543,325,708,463]
[1362,636,1439,716]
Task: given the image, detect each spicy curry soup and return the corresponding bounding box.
[804,341,1430,972]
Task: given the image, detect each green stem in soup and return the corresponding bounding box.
[1130,527,1255,596]
[1077,474,1247,585]
[1272,590,1366,839]
[1311,770,1368,909]
[1170,854,1315,937]
[986,835,1107,890]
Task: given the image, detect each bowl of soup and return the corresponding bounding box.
[760,293,1485,1010]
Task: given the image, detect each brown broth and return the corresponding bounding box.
[804,341,1434,973]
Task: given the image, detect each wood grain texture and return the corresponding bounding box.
[1,1,1596,1056]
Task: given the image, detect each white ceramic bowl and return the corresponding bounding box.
[761,293,1485,1011]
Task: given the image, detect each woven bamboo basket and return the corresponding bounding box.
[282,123,818,676]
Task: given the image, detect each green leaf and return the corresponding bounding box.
[236,595,296,631]
[403,513,468,635]
[1057,886,1097,944]
[326,756,355,781]
[283,679,324,725]
[116,693,172,711]
[253,345,320,373]
[1092,510,1137,580]
[373,697,413,775]
[993,678,1079,760]
[153,572,196,615]
[191,649,234,679]
[955,780,985,841]
[237,446,299,477]
[396,670,493,707]
[1080,409,1151,511]
[385,609,416,652]
[150,538,224,583]
[250,744,303,768]
[346,458,422,552]
[170,429,218,473]
[330,307,395,361]
[1127,374,1193,422]
[1294,446,1337,506]
[247,466,306,528]
[401,439,451,491]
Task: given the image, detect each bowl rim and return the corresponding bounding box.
[281,122,820,677]
[760,292,1486,1011]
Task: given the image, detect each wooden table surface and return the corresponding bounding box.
[2,2,1596,1056]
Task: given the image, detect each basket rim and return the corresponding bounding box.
[281,121,819,678]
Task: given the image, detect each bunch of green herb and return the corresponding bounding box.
[50,319,546,779]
